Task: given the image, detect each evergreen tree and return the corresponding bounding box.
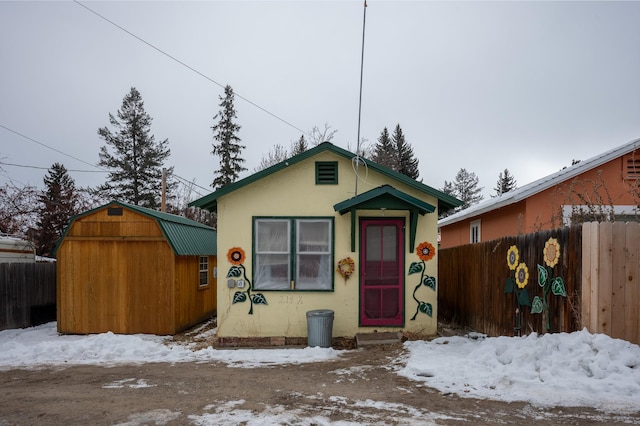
[452,168,484,210]
[97,87,174,208]
[35,163,78,257]
[290,135,308,156]
[438,180,457,218]
[211,85,246,189]
[392,124,420,180]
[493,168,517,197]
[372,127,397,170]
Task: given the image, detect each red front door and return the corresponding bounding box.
[360,218,404,326]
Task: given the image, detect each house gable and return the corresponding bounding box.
[190,142,461,214]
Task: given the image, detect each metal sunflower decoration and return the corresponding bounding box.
[532,237,567,331]
[409,241,436,320]
[226,247,267,315]
[504,245,531,336]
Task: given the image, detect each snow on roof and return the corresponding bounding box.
[439,137,640,227]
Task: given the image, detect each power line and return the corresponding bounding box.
[0,161,108,173]
[0,125,210,197]
[0,123,105,171]
[73,0,309,137]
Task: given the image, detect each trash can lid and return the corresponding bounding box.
[306,309,334,317]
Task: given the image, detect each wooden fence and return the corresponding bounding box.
[582,222,640,344]
[438,225,583,337]
[0,263,56,331]
[439,222,640,345]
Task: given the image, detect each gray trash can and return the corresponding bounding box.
[306,309,334,348]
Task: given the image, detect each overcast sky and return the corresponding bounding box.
[2,1,640,201]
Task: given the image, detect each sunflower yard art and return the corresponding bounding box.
[226,247,268,315]
[409,241,437,320]
[503,245,531,336]
[532,237,567,331]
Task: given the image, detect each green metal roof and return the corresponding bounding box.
[333,184,436,215]
[189,142,462,214]
[333,185,436,253]
[54,201,216,256]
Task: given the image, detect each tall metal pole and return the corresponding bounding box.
[355,0,367,196]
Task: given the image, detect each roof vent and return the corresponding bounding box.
[624,153,640,179]
[316,162,338,184]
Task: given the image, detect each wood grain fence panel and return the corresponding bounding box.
[589,222,600,332]
[624,223,639,343]
[581,222,592,330]
[0,263,56,330]
[611,222,627,340]
[597,223,613,335]
[439,225,581,337]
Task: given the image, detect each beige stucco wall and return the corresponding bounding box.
[216,152,440,339]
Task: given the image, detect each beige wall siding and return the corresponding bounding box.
[216,153,439,338]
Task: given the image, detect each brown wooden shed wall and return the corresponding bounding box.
[57,207,216,335]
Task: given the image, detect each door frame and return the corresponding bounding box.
[359,217,405,327]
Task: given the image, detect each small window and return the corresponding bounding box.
[107,207,123,216]
[315,162,338,184]
[470,220,481,244]
[199,256,209,287]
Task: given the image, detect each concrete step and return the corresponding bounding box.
[355,331,403,347]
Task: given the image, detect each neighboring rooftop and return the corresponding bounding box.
[439,137,640,226]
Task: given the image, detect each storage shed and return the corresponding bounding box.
[55,201,217,335]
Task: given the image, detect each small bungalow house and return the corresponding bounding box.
[189,142,461,343]
[55,201,217,335]
[439,138,640,249]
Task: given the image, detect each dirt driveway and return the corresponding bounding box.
[1,338,639,426]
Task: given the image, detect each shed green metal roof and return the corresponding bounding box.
[55,201,216,256]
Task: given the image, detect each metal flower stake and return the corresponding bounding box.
[226,247,268,315]
[532,237,567,331]
[410,241,436,320]
[503,245,531,336]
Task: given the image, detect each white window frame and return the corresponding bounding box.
[561,205,640,225]
[470,219,481,244]
[199,256,209,287]
[253,217,334,291]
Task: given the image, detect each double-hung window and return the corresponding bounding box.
[199,256,209,287]
[254,217,333,291]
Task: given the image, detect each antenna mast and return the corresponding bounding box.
[355,0,367,196]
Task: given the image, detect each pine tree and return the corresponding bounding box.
[438,180,458,218]
[493,168,517,197]
[453,168,484,210]
[35,163,78,257]
[372,127,397,170]
[211,85,246,189]
[393,124,420,180]
[97,87,174,208]
[290,135,308,156]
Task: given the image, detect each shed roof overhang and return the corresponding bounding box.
[333,185,436,252]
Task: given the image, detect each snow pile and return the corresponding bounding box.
[399,329,640,413]
[0,322,341,369]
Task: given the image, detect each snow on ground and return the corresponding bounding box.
[398,330,640,414]
[0,322,339,369]
[1,322,640,419]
